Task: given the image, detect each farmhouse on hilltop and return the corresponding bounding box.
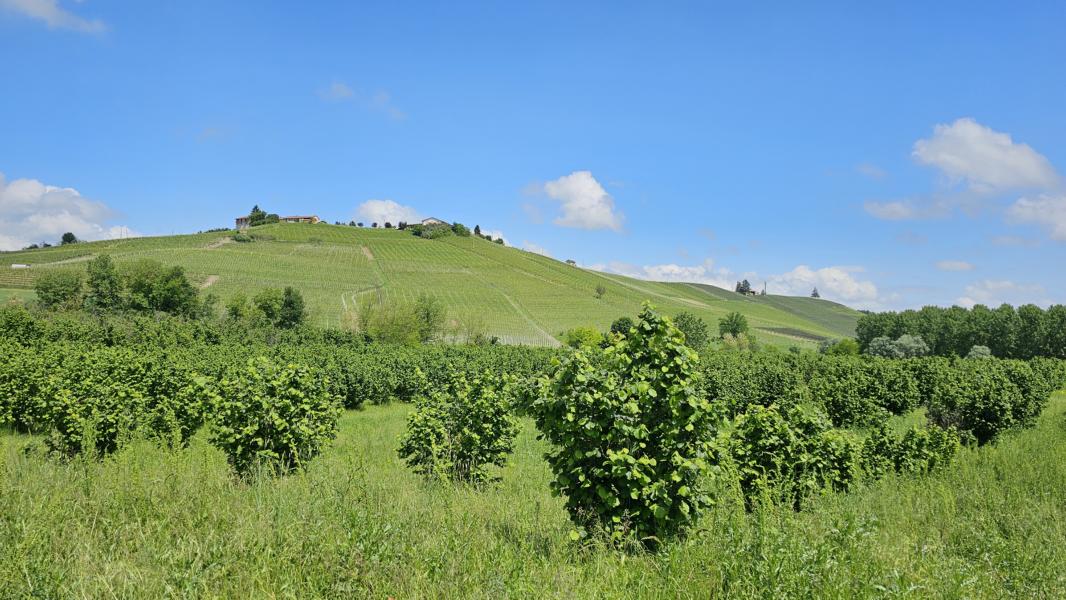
[420,217,448,226]
[235,214,320,229]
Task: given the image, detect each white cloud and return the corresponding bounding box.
[482,229,508,245]
[0,0,105,32]
[856,163,887,180]
[956,280,1049,308]
[318,81,354,102]
[863,200,918,220]
[0,172,133,250]
[319,82,405,120]
[1007,194,1066,241]
[935,260,974,272]
[586,258,882,308]
[767,265,880,305]
[586,258,737,291]
[522,241,551,257]
[912,118,1059,193]
[355,199,420,226]
[543,171,624,231]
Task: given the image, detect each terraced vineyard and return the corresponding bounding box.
[0,223,860,346]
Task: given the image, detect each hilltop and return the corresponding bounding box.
[0,223,860,346]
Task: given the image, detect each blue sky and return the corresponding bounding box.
[2,1,1065,310]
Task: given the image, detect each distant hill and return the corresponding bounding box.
[0,223,860,346]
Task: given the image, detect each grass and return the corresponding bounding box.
[2,393,1063,598]
[0,224,860,346]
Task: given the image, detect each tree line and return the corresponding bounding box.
[856,304,1066,359]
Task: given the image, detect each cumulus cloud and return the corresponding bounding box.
[354,199,420,226]
[1007,194,1066,241]
[912,118,1059,193]
[767,265,880,304]
[586,258,882,308]
[0,173,133,250]
[482,229,508,245]
[956,280,1049,308]
[522,241,551,257]
[585,259,737,291]
[0,0,105,32]
[543,171,624,231]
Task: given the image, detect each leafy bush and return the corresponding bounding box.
[451,222,471,236]
[925,359,1047,445]
[674,311,710,349]
[398,371,518,484]
[562,326,603,349]
[967,345,992,359]
[701,352,805,418]
[725,404,861,510]
[819,338,860,356]
[861,423,960,480]
[609,316,635,337]
[866,336,903,359]
[34,271,83,310]
[807,358,888,428]
[204,357,341,476]
[533,303,716,545]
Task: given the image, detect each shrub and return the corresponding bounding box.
[725,404,860,510]
[866,336,903,358]
[451,222,471,236]
[533,303,716,545]
[861,423,960,480]
[895,334,930,358]
[967,345,993,359]
[277,286,306,329]
[204,357,341,476]
[674,311,710,349]
[819,338,860,356]
[562,326,603,349]
[807,358,888,428]
[34,271,83,310]
[925,359,1039,445]
[398,371,518,484]
[609,316,635,337]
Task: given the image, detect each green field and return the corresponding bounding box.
[0,224,859,346]
[1,393,1062,597]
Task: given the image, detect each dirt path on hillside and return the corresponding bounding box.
[361,246,375,261]
[205,237,233,249]
[199,275,219,289]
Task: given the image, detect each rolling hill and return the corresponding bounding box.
[0,223,860,346]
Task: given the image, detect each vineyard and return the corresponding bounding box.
[0,222,861,346]
[1,302,1065,597]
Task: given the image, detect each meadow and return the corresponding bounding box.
[1,392,1063,598]
[0,223,858,346]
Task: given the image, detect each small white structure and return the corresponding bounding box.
[11,264,30,269]
[420,217,448,226]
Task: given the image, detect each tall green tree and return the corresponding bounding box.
[277,287,307,329]
[718,311,749,338]
[84,254,122,311]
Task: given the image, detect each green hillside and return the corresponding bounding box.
[0,223,859,346]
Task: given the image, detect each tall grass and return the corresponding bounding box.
[2,394,1064,598]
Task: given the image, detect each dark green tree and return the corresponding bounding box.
[718,311,749,338]
[60,232,79,245]
[277,286,307,328]
[610,316,635,337]
[84,254,122,311]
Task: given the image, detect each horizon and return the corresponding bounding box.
[2,1,1064,312]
